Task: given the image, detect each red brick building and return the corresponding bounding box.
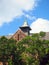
[12,21,31,41]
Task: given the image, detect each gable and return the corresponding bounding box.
[12,29,27,41]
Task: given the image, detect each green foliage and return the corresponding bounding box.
[0,34,49,65]
[0,36,17,64]
[8,58,13,65]
[39,31,46,37]
[17,34,49,65]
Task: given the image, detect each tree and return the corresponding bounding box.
[39,31,46,37]
[0,37,17,65]
[0,33,49,65]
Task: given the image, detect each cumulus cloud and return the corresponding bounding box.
[30,18,49,33]
[0,0,39,26]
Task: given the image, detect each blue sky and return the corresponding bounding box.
[0,0,49,35]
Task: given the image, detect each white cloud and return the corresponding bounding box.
[23,14,36,20]
[30,18,49,33]
[0,0,39,26]
[8,33,13,35]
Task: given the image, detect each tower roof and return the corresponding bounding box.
[22,20,29,27]
[20,20,31,30]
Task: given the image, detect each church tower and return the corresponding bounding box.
[20,21,31,35]
[12,20,31,41]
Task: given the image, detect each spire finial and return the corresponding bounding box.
[22,20,28,27]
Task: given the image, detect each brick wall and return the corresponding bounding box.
[12,29,27,41]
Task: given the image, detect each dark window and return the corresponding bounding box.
[18,34,19,40]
